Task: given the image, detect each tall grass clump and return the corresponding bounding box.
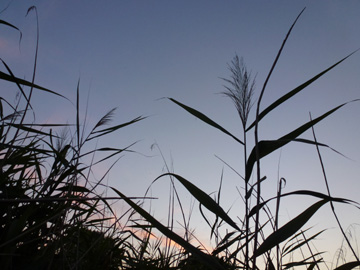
[115,8,360,270]
[0,7,158,270]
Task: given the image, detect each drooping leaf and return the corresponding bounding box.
[0,19,20,31]
[0,69,67,99]
[155,173,240,231]
[111,187,225,270]
[249,189,358,217]
[253,199,329,258]
[168,98,244,145]
[0,19,22,45]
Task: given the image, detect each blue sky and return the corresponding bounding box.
[1,0,360,265]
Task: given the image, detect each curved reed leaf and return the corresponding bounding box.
[155,173,241,231]
[334,261,360,270]
[249,190,358,217]
[282,230,325,256]
[283,256,324,269]
[246,50,359,132]
[168,98,244,145]
[6,123,53,137]
[245,100,359,182]
[0,19,20,31]
[0,19,22,45]
[0,67,67,99]
[88,116,145,140]
[253,199,329,258]
[111,187,225,270]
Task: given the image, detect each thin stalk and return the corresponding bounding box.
[6,6,39,160]
[310,113,359,262]
[21,6,39,124]
[244,129,250,269]
[275,178,285,269]
[301,230,322,270]
[252,9,305,269]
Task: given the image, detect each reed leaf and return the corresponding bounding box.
[283,256,324,269]
[245,100,359,182]
[246,50,359,132]
[76,80,80,147]
[0,19,21,32]
[212,233,246,256]
[88,116,145,140]
[282,230,325,256]
[155,173,240,231]
[168,98,244,145]
[6,123,53,137]
[56,185,91,193]
[249,190,358,217]
[0,70,66,99]
[111,187,225,270]
[307,262,318,270]
[253,199,329,258]
[334,261,360,270]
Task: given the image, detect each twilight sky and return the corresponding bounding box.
[1,0,360,265]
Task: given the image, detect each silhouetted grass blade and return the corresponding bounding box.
[246,50,359,132]
[111,187,225,270]
[0,70,67,99]
[0,19,20,31]
[0,19,22,45]
[245,100,359,182]
[155,173,241,231]
[333,261,360,270]
[76,80,80,147]
[253,199,328,258]
[89,116,145,140]
[6,123,53,137]
[283,230,325,256]
[282,256,324,269]
[249,190,358,217]
[168,98,244,145]
[56,185,91,193]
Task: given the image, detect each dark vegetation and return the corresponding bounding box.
[1,6,359,270]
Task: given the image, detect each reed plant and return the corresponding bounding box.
[114,8,360,270]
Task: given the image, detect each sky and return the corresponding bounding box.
[1,0,360,266]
